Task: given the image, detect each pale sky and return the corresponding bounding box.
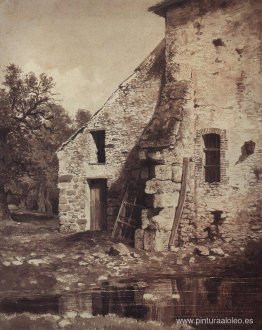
[0,0,164,116]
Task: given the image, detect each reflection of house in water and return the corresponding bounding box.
[57,277,260,325]
[59,293,93,316]
[143,279,175,325]
[0,277,259,324]
[57,0,262,251]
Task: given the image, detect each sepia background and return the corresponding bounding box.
[0,0,164,115]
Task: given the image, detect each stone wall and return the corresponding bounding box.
[58,0,261,252]
[57,41,165,232]
[173,0,262,246]
[135,0,262,250]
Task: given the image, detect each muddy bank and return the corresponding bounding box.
[0,217,261,296]
[0,217,261,329]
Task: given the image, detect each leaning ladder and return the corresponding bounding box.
[168,157,190,248]
[112,184,143,243]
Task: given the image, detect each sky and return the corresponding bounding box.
[0,0,164,116]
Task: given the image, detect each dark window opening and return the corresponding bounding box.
[204,211,223,241]
[91,130,105,163]
[203,133,221,183]
[211,210,223,226]
[213,38,225,47]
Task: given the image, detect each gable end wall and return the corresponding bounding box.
[57,46,165,232]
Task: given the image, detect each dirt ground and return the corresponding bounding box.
[0,214,260,329]
[0,215,230,296]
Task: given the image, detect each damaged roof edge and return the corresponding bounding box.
[135,38,165,72]
[57,39,166,153]
[149,0,189,17]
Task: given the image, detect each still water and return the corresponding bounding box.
[0,276,261,328]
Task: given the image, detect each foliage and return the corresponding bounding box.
[0,64,74,217]
[75,108,92,129]
[26,104,74,212]
[0,64,55,179]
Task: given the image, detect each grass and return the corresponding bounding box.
[0,313,192,330]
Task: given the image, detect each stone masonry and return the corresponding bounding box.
[58,0,262,252]
[57,40,165,232]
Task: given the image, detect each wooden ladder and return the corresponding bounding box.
[112,183,143,243]
[168,157,190,249]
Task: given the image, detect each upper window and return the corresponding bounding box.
[203,133,220,183]
[91,130,105,163]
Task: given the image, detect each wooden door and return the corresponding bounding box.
[90,179,107,230]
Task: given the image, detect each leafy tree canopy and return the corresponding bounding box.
[0,64,74,219]
[75,108,92,129]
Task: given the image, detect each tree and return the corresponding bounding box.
[0,64,57,220]
[75,108,92,129]
[5,104,75,215]
[25,104,74,213]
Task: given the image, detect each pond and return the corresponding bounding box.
[0,276,261,328]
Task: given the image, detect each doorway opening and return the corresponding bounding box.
[89,179,107,230]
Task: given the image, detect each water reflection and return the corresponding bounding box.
[1,277,261,326]
[0,295,60,314]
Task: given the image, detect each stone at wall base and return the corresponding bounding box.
[170,245,179,252]
[108,243,130,256]
[194,246,210,256]
[210,247,225,256]
[134,229,145,250]
[143,229,171,252]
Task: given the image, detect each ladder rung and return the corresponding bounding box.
[123,201,144,208]
[115,220,137,229]
[119,216,137,224]
[112,181,143,240]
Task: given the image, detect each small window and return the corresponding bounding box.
[91,130,105,163]
[203,133,220,183]
[211,210,223,225]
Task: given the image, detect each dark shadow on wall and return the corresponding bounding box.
[106,43,167,231]
[106,50,192,235]
[108,147,147,199]
[106,103,181,234]
[138,81,188,149]
[235,140,256,164]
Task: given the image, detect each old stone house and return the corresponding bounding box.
[57,0,262,251]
